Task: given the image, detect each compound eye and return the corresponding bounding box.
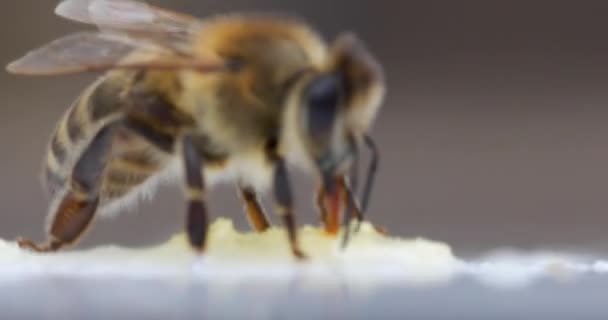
[305,74,342,136]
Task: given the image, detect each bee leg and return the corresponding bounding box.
[340,176,362,249]
[356,134,380,232]
[337,175,388,236]
[18,124,117,252]
[238,186,271,232]
[342,135,362,235]
[315,185,330,230]
[338,175,363,221]
[273,158,307,260]
[182,136,208,252]
[18,193,99,252]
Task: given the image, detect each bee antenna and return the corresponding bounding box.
[355,134,379,232]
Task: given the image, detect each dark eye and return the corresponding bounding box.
[305,74,342,136]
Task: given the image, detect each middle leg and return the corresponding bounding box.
[181,136,209,252]
[237,186,271,232]
[273,158,307,260]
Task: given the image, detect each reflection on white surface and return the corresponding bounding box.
[1,218,607,289]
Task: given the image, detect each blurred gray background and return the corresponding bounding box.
[1,0,607,257]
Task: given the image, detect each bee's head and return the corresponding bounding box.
[282,33,385,188]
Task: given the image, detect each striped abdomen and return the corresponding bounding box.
[43,75,126,196]
[42,72,174,212]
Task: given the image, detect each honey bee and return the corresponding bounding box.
[7,0,385,258]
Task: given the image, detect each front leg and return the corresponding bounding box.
[181,136,208,252]
[273,158,307,260]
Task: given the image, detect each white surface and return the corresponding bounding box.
[1,218,607,289]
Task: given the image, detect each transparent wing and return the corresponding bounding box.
[55,0,201,53]
[6,32,224,76]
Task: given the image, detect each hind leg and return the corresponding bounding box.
[18,193,99,252]
[18,123,117,252]
[273,158,307,260]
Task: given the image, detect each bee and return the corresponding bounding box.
[7,0,385,258]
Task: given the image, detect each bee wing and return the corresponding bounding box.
[55,0,200,53]
[6,32,225,76]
